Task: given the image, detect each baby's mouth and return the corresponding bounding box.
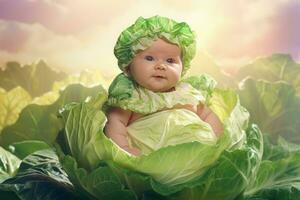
[152,75,167,79]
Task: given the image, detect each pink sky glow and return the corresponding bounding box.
[0,0,299,74]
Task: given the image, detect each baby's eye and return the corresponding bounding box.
[144,55,154,61]
[166,58,175,64]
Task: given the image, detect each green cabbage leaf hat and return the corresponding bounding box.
[114,15,196,76]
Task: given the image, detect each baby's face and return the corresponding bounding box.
[128,39,182,92]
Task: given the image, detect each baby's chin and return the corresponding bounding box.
[143,84,176,93]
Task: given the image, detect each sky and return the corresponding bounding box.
[0,0,299,76]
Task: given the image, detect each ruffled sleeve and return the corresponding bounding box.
[108,73,135,102]
[107,74,216,114]
[180,74,217,105]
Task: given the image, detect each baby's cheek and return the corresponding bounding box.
[167,75,180,86]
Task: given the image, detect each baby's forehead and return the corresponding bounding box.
[138,39,181,56]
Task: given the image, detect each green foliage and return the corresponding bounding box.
[0,84,106,148]
[56,93,262,200]
[238,78,300,143]
[236,54,300,97]
[0,87,31,132]
[0,146,79,200]
[9,140,52,160]
[0,60,66,98]
[59,90,107,171]
[61,155,136,200]
[242,136,300,200]
[0,146,21,183]
[1,56,300,199]
[0,63,110,135]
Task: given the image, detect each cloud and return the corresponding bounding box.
[272,0,300,57]
[0,0,299,75]
[0,0,65,30]
[0,0,136,34]
[0,21,30,53]
[192,0,300,65]
[0,19,120,77]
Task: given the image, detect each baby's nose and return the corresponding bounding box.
[154,63,167,70]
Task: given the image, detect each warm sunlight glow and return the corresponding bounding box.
[0,0,299,76]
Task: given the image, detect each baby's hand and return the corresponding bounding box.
[129,147,141,156]
[124,146,141,156]
[197,104,223,136]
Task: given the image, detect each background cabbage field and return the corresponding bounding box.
[0,54,300,200]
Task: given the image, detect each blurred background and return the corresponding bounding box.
[0,0,299,76]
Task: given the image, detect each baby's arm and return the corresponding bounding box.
[105,107,141,156]
[197,104,224,137]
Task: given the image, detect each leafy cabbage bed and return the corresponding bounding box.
[1,54,300,200]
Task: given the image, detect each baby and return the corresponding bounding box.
[105,16,223,156]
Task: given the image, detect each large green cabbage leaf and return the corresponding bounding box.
[61,155,137,200]
[0,142,79,200]
[0,87,31,133]
[59,87,249,183]
[241,136,300,200]
[0,146,21,184]
[55,86,265,200]
[0,84,106,148]
[238,78,300,143]
[0,69,110,136]
[236,54,300,97]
